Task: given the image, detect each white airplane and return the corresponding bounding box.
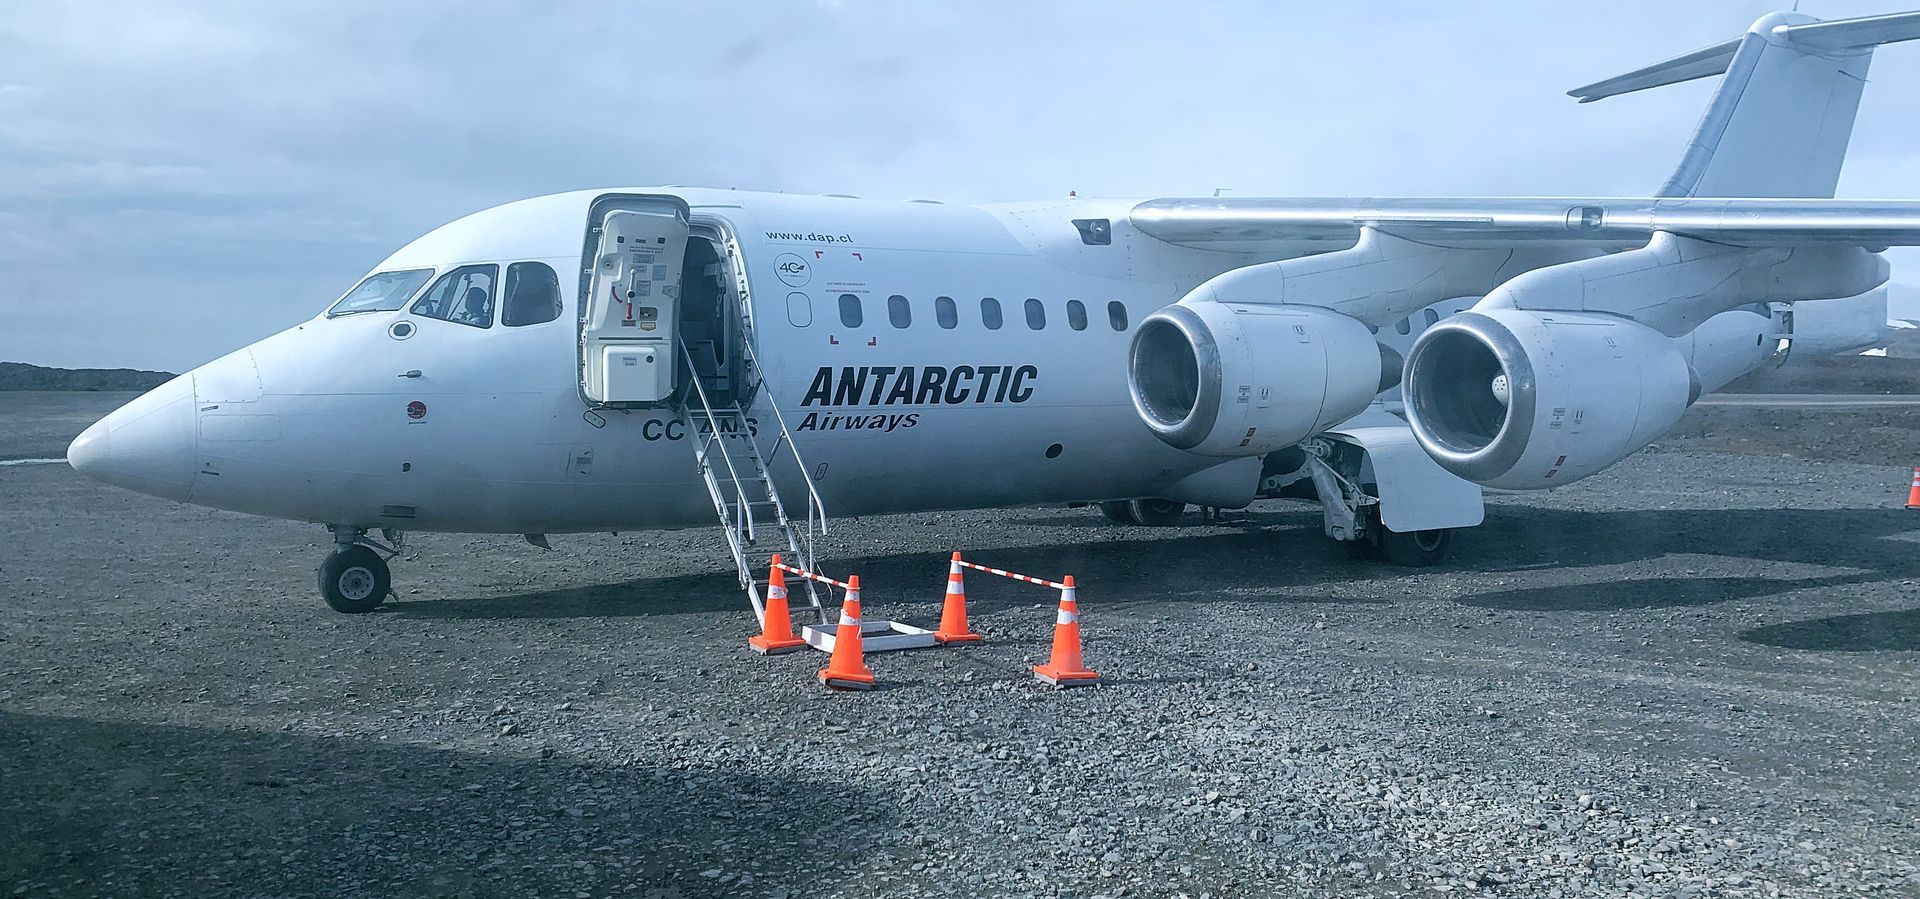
[66,10,1920,617]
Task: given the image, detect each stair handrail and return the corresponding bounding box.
[678,340,755,543]
[736,337,829,544]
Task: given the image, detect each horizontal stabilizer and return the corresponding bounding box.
[1567,38,1740,103]
[1777,10,1920,51]
[1569,10,1920,104]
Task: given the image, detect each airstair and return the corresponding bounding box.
[677,338,833,631]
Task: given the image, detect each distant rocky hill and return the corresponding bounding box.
[1883,321,1920,359]
[1718,323,1920,395]
[0,362,178,392]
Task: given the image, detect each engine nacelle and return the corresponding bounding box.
[1402,308,1694,489]
[1128,302,1387,457]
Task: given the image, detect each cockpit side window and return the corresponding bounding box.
[411,264,499,329]
[502,261,562,327]
[327,269,432,317]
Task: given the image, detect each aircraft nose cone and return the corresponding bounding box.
[65,418,111,473]
[66,374,197,502]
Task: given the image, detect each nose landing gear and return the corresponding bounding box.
[317,526,402,613]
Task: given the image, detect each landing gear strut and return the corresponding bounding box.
[1303,439,1454,567]
[317,525,401,613]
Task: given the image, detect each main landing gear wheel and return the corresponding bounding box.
[1380,526,1452,567]
[1098,501,1139,525]
[1129,498,1188,527]
[1343,508,1452,567]
[318,544,391,613]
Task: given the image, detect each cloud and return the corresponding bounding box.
[0,0,1917,369]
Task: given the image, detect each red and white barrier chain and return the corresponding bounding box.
[953,559,1068,591]
[772,561,855,591]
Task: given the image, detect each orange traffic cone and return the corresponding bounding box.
[1907,467,1920,509]
[935,552,984,644]
[817,576,876,690]
[1033,576,1100,687]
[749,554,807,655]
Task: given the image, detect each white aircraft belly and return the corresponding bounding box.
[190,390,717,533]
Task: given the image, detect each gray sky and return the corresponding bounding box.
[3,1,1917,372]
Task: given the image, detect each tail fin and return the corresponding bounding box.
[1568,10,1920,198]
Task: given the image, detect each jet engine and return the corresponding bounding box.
[1128,302,1390,457]
[1401,308,1697,489]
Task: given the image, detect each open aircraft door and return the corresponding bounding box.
[580,197,691,406]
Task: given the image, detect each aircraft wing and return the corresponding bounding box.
[1129,197,1920,249]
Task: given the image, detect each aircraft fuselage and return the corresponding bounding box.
[75,188,1316,534]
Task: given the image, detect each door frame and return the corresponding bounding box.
[688,214,760,408]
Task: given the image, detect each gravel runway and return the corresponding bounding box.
[2,393,1918,898]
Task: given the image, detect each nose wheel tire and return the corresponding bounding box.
[318,545,391,613]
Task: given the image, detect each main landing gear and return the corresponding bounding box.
[1097,498,1189,527]
[1094,441,1460,566]
[1303,440,1454,567]
[317,525,401,613]
[1341,505,1452,567]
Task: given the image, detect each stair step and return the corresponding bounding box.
[675,345,829,636]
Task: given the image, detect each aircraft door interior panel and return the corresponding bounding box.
[601,344,669,402]
[582,207,690,404]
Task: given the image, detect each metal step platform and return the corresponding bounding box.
[678,339,833,635]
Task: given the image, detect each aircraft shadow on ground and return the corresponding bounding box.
[1455,573,1875,612]
[999,505,1320,531]
[389,570,748,620]
[1460,507,1920,574]
[1451,506,1920,615]
[392,519,1394,621]
[395,505,1920,630]
[1738,607,1920,652]
[0,710,892,897]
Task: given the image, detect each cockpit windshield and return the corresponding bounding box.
[326,269,433,317]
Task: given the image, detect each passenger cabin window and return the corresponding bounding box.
[888,295,911,329]
[935,296,958,329]
[1423,308,1440,327]
[1025,298,1046,330]
[1395,317,1411,335]
[328,269,432,317]
[411,264,498,328]
[501,261,562,327]
[1107,301,1128,331]
[839,294,863,328]
[981,298,1003,330]
[1066,300,1088,331]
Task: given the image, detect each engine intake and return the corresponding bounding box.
[1128,302,1387,457]
[1403,309,1694,489]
